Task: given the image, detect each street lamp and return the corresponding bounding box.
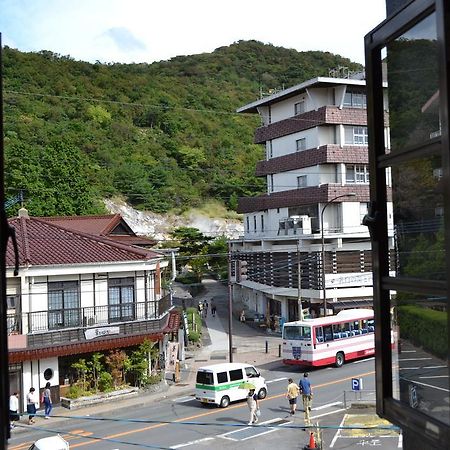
[321,193,356,316]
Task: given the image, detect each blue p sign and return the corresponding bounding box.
[352,378,362,391]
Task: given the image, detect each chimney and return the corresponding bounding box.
[18,207,29,219]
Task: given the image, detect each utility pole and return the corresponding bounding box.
[227,242,233,363]
[296,240,304,321]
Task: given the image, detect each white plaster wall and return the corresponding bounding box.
[342,202,368,235]
[308,87,332,109]
[39,357,59,389]
[319,165,337,184]
[270,93,309,122]
[271,128,318,158]
[318,126,337,146]
[80,277,94,309]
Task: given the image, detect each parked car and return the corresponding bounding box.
[244,310,265,322]
[28,435,69,450]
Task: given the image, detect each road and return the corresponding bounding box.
[7,358,401,450]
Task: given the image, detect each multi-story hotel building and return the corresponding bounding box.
[231,75,393,331]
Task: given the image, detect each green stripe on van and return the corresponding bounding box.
[196,381,244,391]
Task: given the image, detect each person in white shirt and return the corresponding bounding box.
[26,387,38,425]
[9,392,19,429]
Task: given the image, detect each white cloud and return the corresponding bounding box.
[0,0,386,64]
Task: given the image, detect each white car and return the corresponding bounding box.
[28,435,69,450]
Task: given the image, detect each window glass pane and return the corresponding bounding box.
[196,371,213,385]
[229,369,243,381]
[283,325,311,340]
[386,13,439,153]
[390,154,444,280]
[391,291,449,425]
[217,372,228,383]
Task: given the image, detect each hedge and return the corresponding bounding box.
[397,305,448,359]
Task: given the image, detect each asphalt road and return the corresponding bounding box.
[7,358,401,450]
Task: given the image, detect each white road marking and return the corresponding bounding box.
[400,350,416,353]
[329,414,347,447]
[399,358,432,361]
[398,433,403,448]
[219,417,288,441]
[313,401,343,411]
[410,380,450,392]
[170,437,214,448]
[399,367,420,370]
[173,396,194,403]
[266,377,287,384]
[423,365,447,369]
[419,375,448,379]
[351,357,375,364]
[311,408,347,420]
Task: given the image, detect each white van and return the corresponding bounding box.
[28,435,69,450]
[195,362,267,408]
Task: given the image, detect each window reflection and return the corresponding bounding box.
[390,154,444,280]
[387,13,440,152]
[391,292,449,425]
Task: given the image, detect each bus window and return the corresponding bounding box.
[315,326,324,343]
[283,325,312,341]
[323,325,334,342]
[351,320,361,335]
[368,319,375,332]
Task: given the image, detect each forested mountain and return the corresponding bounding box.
[3,40,362,217]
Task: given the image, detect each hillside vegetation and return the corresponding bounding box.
[3,40,362,217]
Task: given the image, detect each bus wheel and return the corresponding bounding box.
[258,388,267,399]
[335,352,345,368]
[219,396,230,408]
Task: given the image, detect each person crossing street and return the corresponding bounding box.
[299,372,313,424]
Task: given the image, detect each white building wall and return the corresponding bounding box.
[270,93,309,122]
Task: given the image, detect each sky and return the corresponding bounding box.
[0,0,387,65]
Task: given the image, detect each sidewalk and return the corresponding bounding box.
[12,279,283,434]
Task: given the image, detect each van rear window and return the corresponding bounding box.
[197,371,214,385]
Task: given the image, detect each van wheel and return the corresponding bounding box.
[258,388,267,400]
[219,396,230,408]
[335,352,345,368]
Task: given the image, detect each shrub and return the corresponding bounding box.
[175,272,199,284]
[398,305,448,359]
[189,331,201,343]
[147,373,163,385]
[66,383,90,399]
[98,372,114,392]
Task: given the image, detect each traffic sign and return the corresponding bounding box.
[352,378,363,391]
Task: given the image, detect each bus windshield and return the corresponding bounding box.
[283,325,311,341]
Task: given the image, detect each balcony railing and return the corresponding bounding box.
[7,294,172,335]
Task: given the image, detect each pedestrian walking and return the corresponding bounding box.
[9,392,20,429]
[299,372,313,423]
[197,302,203,315]
[246,389,259,424]
[26,387,38,424]
[211,301,216,317]
[42,382,53,419]
[286,378,300,415]
[203,300,208,318]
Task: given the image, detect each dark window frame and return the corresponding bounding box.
[365,0,450,447]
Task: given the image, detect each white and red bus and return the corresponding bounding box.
[282,309,375,368]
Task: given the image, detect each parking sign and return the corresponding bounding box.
[352,378,363,391]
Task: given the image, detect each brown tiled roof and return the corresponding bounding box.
[6,216,162,268]
[40,214,156,247]
[41,214,124,235]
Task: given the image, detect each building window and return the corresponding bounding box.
[261,215,264,232]
[344,126,369,145]
[297,175,307,188]
[108,277,135,323]
[344,90,367,108]
[346,164,369,184]
[269,174,274,193]
[48,281,80,329]
[296,138,306,152]
[294,100,305,115]
[246,216,250,232]
[253,216,257,232]
[267,140,273,159]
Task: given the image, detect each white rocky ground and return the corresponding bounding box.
[104,199,244,242]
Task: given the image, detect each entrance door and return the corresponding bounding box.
[288,299,299,322]
[8,365,22,410]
